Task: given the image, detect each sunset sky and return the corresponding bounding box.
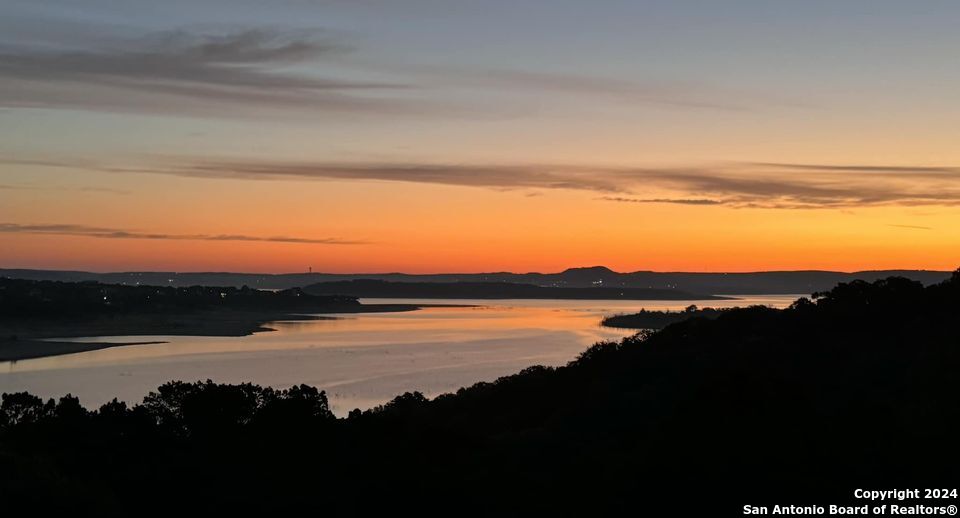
[2,1,959,273]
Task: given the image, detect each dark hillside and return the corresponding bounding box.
[2,273,958,516]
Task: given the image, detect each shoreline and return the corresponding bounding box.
[0,303,444,363]
[600,307,730,330]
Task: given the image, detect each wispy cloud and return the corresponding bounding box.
[600,196,725,206]
[0,9,809,120]
[0,27,432,118]
[0,223,366,245]
[618,166,960,209]
[748,162,960,175]
[887,224,934,231]
[407,66,804,112]
[141,159,960,209]
[141,161,641,193]
[5,155,960,209]
[0,181,128,194]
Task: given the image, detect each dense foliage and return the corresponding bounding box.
[2,273,958,515]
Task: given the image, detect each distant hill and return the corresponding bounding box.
[302,279,721,300]
[1,267,951,294]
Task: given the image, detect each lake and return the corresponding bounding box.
[0,295,800,415]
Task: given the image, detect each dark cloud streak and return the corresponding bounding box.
[6,155,960,209]
[0,28,427,117]
[600,196,725,205]
[749,162,960,174]
[153,159,960,209]
[0,223,366,245]
[0,15,811,118]
[887,224,934,231]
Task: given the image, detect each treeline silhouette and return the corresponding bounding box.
[601,304,729,329]
[304,279,720,299]
[0,277,358,318]
[2,265,952,292]
[2,273,959,515]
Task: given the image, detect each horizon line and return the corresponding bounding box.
[1,265,954,276]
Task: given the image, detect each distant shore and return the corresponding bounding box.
[0,303,436,362]
[601,307,728,330]
[305,279,729,300]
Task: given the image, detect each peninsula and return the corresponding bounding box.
[0,278,429,361]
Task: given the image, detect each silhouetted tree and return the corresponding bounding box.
[1,273,959,515]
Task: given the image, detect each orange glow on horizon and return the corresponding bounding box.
[3,163,959,275]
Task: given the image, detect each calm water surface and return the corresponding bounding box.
[0,296,800,415]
